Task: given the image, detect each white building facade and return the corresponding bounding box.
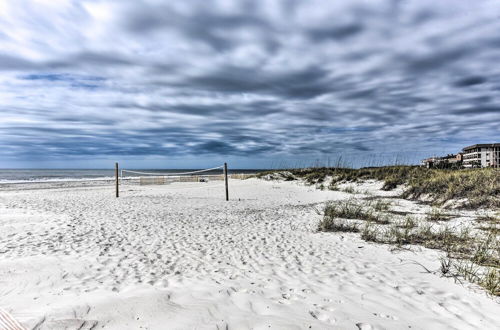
[462,143,500,168]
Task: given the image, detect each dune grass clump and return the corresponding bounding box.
[318,217,359,233]
[355,222,474,253]
[373,199,391,212]
[476,213,500,224]
[476,214,500,234]
[394,216,417,229]
[341,185,356,194]
[470,233,499,268]
[439,258,500,296]
[376,220,499,270]
[323,200,390,224]
[480,268,500,296]
[303,171,328,184]
[414,226,473,254]
[402,168,500,209]
[426,208,452,222]
[318,199,393,232]
[360,222,380,242]
[255,171,296,181]
[329,184,339,191]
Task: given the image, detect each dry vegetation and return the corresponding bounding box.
[318,199,499,296]
[257,166,500,208]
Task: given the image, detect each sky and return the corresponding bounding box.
[0,0,499,169]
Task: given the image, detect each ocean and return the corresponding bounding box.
[0,169,264,184]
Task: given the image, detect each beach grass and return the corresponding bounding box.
[321,199,390,225]
[318,198,499,295]
[257,166,500,208]
[426,208,452,222]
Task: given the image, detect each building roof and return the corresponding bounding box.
[462,143,500,151]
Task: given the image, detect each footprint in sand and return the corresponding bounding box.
[373,312,398,320]
[309,310,336,324]
[357,322,389,330]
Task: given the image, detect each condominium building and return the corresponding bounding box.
[462,143,500,168]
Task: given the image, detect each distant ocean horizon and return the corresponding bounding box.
[0,168,267,184]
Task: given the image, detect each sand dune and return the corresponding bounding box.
[0,179,498,329]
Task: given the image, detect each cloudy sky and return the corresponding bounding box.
[1,0,499,169]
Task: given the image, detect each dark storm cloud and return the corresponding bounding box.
[453,106,500,115]
[307,23,365,41]
[403,46,473,73]
[112,99,282,117]
[1,0,500,167]
[454,76,487,87]
[185,65,332,99]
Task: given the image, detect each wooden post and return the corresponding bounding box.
[115,162,119,198]
[224,162,229,201]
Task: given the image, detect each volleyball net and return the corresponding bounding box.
[120,165,227,186]
[114,163,255,199]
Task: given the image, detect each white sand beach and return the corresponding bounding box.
[0,178,498,330]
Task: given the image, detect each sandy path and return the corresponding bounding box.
[0,179,498,329]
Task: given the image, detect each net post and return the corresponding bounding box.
[115,162,119,198]
[224,162,229,201]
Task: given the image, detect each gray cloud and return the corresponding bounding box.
[453,76,487,87]
[183,65,332,99]
[0,53,37,70]
[307,23,365,41]
[1,0,500,168]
